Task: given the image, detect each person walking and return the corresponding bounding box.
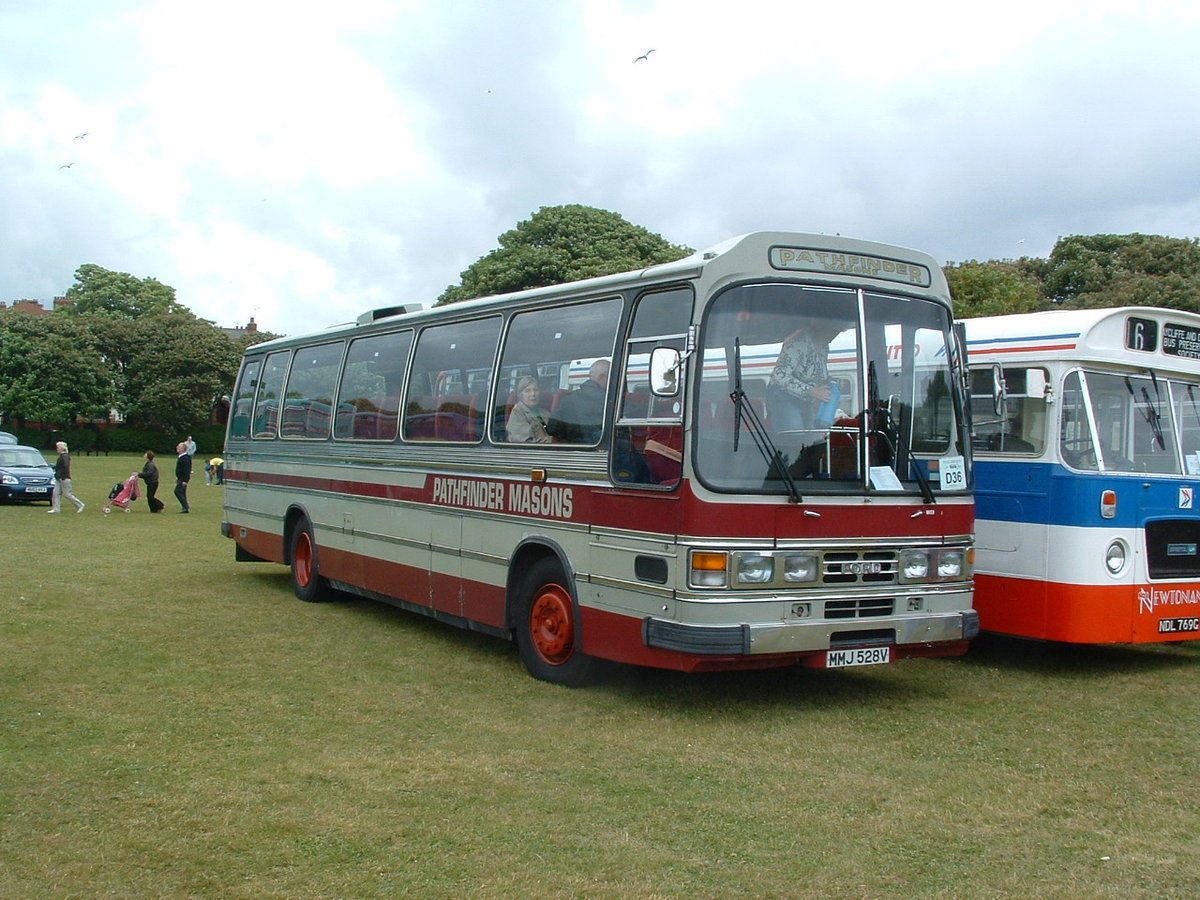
[49,440,85,514]
[174,442,192,513]
[137,449,165,513]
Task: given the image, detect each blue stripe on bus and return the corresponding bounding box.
[975,460,1200,528]
[965,330,1081,349]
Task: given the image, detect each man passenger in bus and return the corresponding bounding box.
[766,319,841,432]
[547,359,610,443]
[506,375,552,443]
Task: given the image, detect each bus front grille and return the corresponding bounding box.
[822,551,898,585]
[824,598,896,619]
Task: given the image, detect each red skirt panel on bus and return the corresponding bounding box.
[973,573,1200,643]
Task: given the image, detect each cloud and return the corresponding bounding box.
[2,0,1199,333]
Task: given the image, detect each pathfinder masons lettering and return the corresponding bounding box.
[431,476,573,519]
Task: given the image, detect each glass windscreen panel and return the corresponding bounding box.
[1175,381,1200,474]
[695,284,966,495]
[1060,370,1182,474]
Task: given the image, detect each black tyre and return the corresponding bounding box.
[514,558,596,686]
[289,518,332,602]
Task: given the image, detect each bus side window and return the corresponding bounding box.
[281,341,344,440]
[229,359,262,440]
[335,331,412,441]
[404,317,500,443]
[492,297,623,445]
[971,366,1047,454]
[252,351,292,439]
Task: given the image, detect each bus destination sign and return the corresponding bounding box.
[1125,316,1158,352]
[770,246,932,287]
[1162,322,1200,360]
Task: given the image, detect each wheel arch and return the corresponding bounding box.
[282,504,316,566]
[506,537,578,635]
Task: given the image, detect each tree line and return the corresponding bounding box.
[0,265,275,439]
[945,233,1200,318]
[4,208,1196,443]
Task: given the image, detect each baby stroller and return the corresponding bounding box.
[104,473,141,514]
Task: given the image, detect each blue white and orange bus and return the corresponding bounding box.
[965,306,1200,643]
[222,231,978,684]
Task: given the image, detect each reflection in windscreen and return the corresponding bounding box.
[695,283,962,496]
[1061,370,1187,474]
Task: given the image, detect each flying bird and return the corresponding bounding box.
[59,162,74,169]
[74,132,88,139]
[634,49,656,63]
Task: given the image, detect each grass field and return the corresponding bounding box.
[2,452,1199,898]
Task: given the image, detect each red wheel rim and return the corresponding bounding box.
[294,532,314,587]
[529,583,575,666]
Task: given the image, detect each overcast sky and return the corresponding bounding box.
[3,0,1198,333]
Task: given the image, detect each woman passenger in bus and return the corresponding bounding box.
[505,375,552,443]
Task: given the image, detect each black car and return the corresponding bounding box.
[0,445,56,503]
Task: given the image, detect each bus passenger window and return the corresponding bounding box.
[971,366,1047,454]
[404,317,499,442]
[492,297,623,445]
[281,341,344,440]
[252,351,291,439]
[229,360,261,440]
[335,331,411,441]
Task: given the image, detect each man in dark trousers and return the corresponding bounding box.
[174,442,192,513]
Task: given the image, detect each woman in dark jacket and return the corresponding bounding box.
[137,450,164,513]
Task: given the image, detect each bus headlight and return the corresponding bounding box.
[899,549,930,582]
[1105,540,1128,575]
[937,550,965,579]
[782,553,820,583]
[736,553,774,584]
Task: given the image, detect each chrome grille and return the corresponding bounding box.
[822,550,898,585]
[825,598,896,619]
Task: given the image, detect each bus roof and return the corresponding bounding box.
[247,231,950,352]
[962,306,1200,366]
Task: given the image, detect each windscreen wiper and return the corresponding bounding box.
[730,338,802,503]
[1126,376,1166,450]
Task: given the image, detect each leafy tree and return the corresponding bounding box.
[437,205,692,304]
[944,259,1048,318]
[1043,233,1200,311]
[122,313,242,432]
[0,311,116,427]
[62,263,189,319]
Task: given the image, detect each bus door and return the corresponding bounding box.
[612,287,692,488]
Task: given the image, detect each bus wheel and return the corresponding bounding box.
[515,559,596,686]
[290,519,331,602]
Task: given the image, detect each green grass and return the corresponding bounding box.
[2,453,1199,898]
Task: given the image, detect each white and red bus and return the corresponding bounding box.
[965,307,1200,643]
[222,232,977,684]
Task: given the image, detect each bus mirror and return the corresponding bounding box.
[992,364,1006,416]
[1025,368,1048,399]
[649,347,681,396]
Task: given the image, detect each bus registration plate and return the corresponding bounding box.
[826,646,891,668]
[1158,617,1200,634]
